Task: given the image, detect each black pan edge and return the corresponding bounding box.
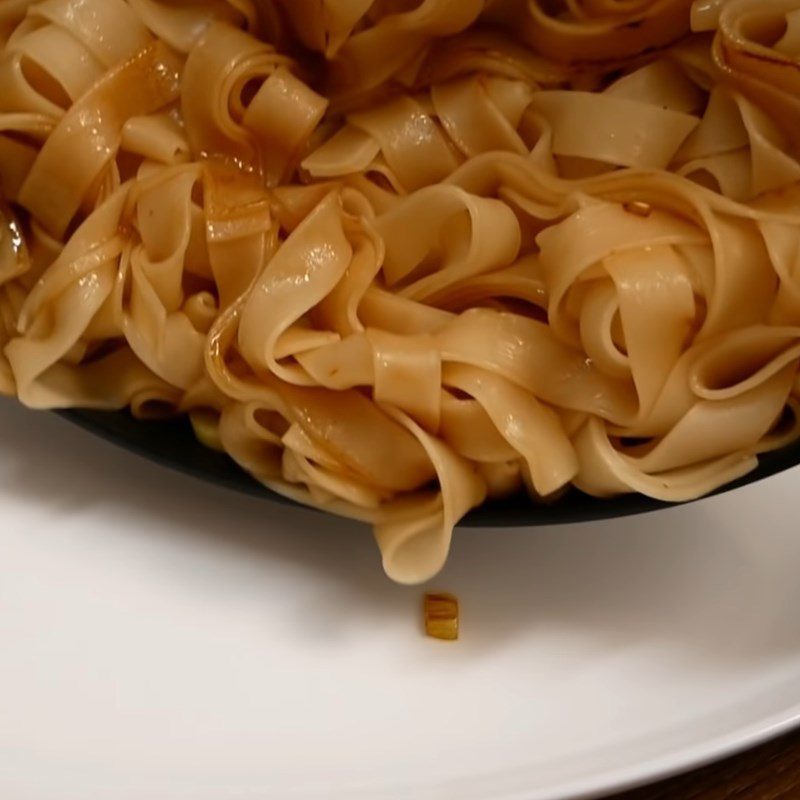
[57,409,800,528]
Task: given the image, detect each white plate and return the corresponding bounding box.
[2,400,800,800]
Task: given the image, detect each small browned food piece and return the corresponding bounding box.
[623,201,653,218]
[424,593,459,641]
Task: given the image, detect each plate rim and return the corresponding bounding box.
[307,702,800,800]
[521,708,800,800]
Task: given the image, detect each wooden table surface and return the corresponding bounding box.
[603,729,800,799]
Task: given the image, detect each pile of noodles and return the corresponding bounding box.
[2,0,800,583]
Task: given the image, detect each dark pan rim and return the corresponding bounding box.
[58,409,800,527]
